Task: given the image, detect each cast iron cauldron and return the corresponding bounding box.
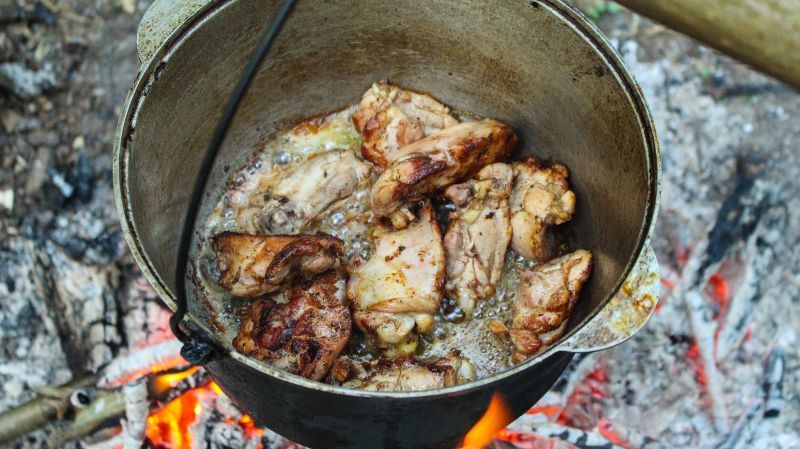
[114,1,661,448]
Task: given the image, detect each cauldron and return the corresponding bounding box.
[114,1,661,447]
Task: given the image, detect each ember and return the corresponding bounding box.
[705,273,730,313]
[687,339,709,386]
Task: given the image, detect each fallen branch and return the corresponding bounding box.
[0,374,96,445]
[47,368,209,448]
[46,388,127,449]
[0,366,208,448]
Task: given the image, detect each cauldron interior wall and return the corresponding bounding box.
[126,0,653,339]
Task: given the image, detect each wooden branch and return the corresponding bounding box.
[0,374,96,445]
[45,369,209,449]
[0,367,209,448]
[615,0,800,89]
[46,389,127,449]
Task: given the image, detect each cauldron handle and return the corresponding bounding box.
[559,245,660,353]
[139,0,297,365]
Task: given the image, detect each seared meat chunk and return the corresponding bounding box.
[233,271,351,380]
[328,351,476,391]
[511,249,592,362]
[256,149,372,234]
[353,81,458,169]
[509,159,576,261]
[212,232,343,297]
[443,163,513,316]
[371,120,517,218]
[348,202,445,355]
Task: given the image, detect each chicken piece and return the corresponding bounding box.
[443,163,513,317]
[348,202,445,355]
[509,159,576,261]
[256,149,372,234]
[212,232,344,297]
[328,351,476,391]
[233,270,351,380]
[352,81,458,169]
[371,120,517,218]
[395,89,460,135]
[511,249,592,362]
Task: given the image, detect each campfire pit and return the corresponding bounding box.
[1,0,799,448]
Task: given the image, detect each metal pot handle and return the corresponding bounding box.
[560,246,660,352]
[137,0,211,63]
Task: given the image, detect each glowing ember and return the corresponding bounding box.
[525,405,563,418]
[495,430,581,449]
[687,339,708,386]
[705,273,730,316]
[462,393,512,449]
[557,363,609,429]
[595,418,632,448]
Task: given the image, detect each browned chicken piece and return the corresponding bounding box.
[328,351,476,391]
[233,270,351,381]
[348,202,445,356]
[256,149,372,234]
[370,120,517,218]
[352,81,458,169]
[212,232,344,297]
[511,249,592,362]
[509,159,576,262]
[443,163,513,316]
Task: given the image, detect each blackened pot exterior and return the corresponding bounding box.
[114,1,661,448]
[207,352,574,449]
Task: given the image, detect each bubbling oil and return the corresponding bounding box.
[196,105,526,378]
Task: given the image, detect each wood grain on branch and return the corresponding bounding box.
[0,374,96,445]
[615,0,800,89]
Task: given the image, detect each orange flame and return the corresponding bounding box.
[146,388,205,449]
[209,382,223,395]
[151,366,199,397]
[461,393,512,449]
[146,381,263,449]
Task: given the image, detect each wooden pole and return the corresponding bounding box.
[0,374,96,445]
[614,0,800,89]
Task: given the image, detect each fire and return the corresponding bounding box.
[146,381,262,449]
[148,355,191,374]
[146,387,206,449]
[151,366,199,396]
[461,393,512,449]
[210,382,223,394]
